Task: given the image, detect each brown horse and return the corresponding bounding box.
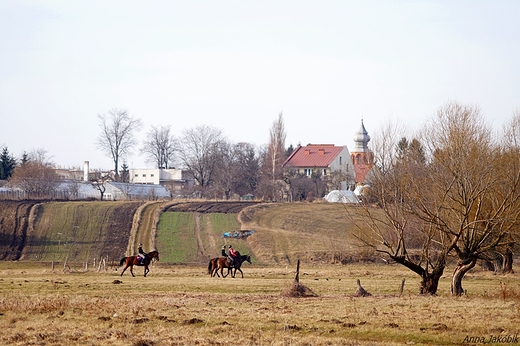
[209,253,251,278]
[119,250,159,277]
[208,257,223,277]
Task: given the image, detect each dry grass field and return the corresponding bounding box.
[1,261,519,346]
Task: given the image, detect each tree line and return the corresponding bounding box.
[352,102,520,296]
[1,110,341,200]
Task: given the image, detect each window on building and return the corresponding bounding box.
[142,174,146,177]
[151,174,154,177]
[340,156,343,165]
[134,174,138,177]
[323,169,327,176]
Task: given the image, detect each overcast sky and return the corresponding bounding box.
[1,1,519,169]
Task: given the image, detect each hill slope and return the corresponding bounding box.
[154,201,366,265]
[0,200,367,265]
[0,201,142,263]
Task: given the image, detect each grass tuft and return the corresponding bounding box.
[281,280,318,298]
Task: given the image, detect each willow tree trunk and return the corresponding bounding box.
[451,258,477,296]
[420,269,444,295]
[391,255,445,295]
[502,249,514,274]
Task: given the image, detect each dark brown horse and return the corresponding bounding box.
[208,257,222,277]
[209,253,251,278]
[119,250,159,277]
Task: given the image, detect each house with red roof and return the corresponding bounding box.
[282,120,373,191]
[282,144,354,189]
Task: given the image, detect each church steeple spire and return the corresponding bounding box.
[350,119,373,184]
[353,119,371,152]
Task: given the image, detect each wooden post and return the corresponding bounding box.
[399,278,406,296]
[294,259,300,284]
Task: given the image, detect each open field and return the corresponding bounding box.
[1,200,520,344]
[1,261,519,346]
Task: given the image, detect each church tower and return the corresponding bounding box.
[350,120,374,184]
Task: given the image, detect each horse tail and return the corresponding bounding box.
[119,257,126,266]
[208,259,213,274]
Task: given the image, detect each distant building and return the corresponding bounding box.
[282,144,354,189]
[54,167,84,181]
[350,120,374,184]
[102,182,170,200]
[129,168,194,196]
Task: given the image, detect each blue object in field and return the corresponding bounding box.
[222,230,255,238]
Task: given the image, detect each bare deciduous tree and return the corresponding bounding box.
[214,142,261,199]
[353,103,520,295]
[177,125,225,197]
[268,112,286,182]
[423,103,520,295]
[10,150,59,198]
[214,141,238,200]
[259,113,287,201]
[96,109,142,181]
[141,125,178,169]
[232,142,260,197]
[353,120,447,294]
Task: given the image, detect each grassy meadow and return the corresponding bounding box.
[0,261,519,346]
[1,200,519,345]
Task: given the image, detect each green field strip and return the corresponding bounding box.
[156,212,198,263]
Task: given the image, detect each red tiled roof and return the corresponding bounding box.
[283,144,344,168]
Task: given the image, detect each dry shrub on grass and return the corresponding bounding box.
[281,280,318,298]
[481,281,520,301]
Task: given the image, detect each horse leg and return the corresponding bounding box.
[144,265,149,277]
[237,268,244,278]
[120,265,128,276]
[130,265,135,277]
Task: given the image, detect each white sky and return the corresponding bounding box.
[1,1,519,169]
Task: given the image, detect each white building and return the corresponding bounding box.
[129,168,194,195]
[130,168,183,184]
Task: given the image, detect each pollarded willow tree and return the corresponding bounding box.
[422,103,520,295]
[354,119,448,294]
[355,103,520,295]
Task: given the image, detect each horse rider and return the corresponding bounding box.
[221,245,228,257]
[228,245,237,268]
[138,243,146,263]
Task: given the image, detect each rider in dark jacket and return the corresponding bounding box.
[221,245,227,257]
[138,244,146,263]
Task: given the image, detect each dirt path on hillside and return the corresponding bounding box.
[206,216,217,255]
[165,202,259,262]
[193,213,206,261]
